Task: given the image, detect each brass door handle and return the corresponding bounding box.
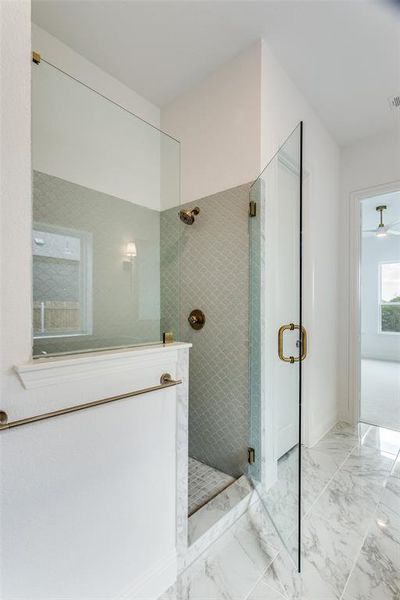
[278,323,307,363]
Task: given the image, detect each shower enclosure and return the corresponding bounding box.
[166,124,304,570]
[32,51,304,570]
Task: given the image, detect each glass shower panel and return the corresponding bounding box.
[32,58,180,356]
[249,123,303,570]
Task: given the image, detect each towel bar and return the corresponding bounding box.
[0,373,181,431]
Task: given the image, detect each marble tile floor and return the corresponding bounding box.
[257,446,299,546]
[160,423,400,600]
[189,457,236,516]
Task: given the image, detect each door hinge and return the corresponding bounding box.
[248,447,256,465]
[163,331,174,344]
[32,51,41,65]
[249,201,257,218]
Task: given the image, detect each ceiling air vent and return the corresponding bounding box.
[388,94,400,110]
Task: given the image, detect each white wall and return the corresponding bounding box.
[0,6,182,598]
[261,40,341,447]
[361,234,400,361]
[0,346,183,600]
[339,130,400,420]
[161,37,341,447]
[32,25,179,212]
[0,0,33,409]
[161,42,261,204]
[32,24,160,128]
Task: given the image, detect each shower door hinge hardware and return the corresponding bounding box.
[32,51,41,65]
[249,201,257,218]
[163,331,174,344]
[248,447,256,465]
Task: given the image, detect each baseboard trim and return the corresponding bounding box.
[119,551,177,600]
[306,416,338,448]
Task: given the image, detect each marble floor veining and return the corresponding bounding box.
[188,457,236,515]
[161,423,400,600]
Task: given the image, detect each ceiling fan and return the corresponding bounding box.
[363,205,400,238]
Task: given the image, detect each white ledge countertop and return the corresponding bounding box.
[15,342,192,390]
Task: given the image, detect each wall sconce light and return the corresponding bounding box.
[125,241,137,262]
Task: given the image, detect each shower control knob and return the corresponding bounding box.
[188,309,206,330]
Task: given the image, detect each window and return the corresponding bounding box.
[33,224,92,338]
[379,262,400,333]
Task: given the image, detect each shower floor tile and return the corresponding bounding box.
[188,457,235,515]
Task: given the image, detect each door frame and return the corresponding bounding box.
[348,179,400,425]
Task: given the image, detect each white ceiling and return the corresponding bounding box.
[32,0,400,146]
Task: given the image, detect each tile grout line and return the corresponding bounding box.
[243,428,369,600]
[302,439,359,519]
[302,423,400,521]
[168,425,400,600]
[389,448,400,476]
[339,513,375,600]
[301,426,399,599]
[246,426,398,600]
[242,545,288,600]
[301,423,372,518]
[339,446,400,600]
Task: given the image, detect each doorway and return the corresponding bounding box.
[359,189,400,430]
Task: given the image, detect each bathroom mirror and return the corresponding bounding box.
[32,58,181,356]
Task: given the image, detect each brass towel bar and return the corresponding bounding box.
[0,373,181,432]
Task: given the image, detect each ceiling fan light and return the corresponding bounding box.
[376,224,388,238]
[375,205,388,237]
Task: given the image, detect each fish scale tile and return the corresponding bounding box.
[161,183,252,477]
[33,170,163,354]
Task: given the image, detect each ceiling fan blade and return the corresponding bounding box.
[388,229,400,236]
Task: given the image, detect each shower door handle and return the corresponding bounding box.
[278,324,307,363]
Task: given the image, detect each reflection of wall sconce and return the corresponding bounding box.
[125,241,137,261]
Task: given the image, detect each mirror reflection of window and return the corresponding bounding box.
[32,226,92,338]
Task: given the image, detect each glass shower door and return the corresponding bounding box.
[248,122,304,571]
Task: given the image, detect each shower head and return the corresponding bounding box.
[179,207,200,225]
